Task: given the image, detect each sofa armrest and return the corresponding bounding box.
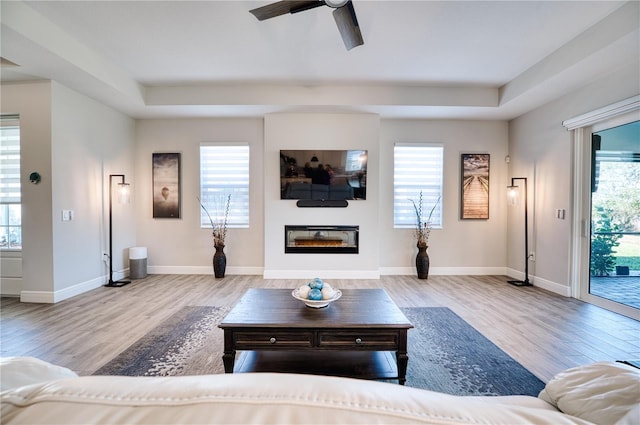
[1,357,78,391]
[539,361,640,425]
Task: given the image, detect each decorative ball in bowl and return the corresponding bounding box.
[292,278,342,308]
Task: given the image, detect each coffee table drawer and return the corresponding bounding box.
[233,331,313,349]
[318,332,399,349]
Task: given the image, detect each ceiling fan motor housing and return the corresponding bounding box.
[325,0,349,8]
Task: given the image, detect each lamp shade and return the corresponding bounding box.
[507,185,519,206]
[117,182,131,204]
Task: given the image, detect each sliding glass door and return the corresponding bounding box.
[588,121,640,311]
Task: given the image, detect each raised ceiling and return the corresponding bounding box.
[1,1,638,119]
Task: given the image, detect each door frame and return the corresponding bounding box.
[565,96,640,320]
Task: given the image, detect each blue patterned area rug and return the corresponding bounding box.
[93,306,545,397]
[401,307,544,396]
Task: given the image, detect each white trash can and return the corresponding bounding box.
[129,247,147,279]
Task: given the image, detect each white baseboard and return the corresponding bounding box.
[530,275,572,297]
[380,266,508,276]
[19,270,128,304]
[15,266,572,303]
[61,266,374,279]
[148,266,263,275]
[0,277,22,296]
[19,290,54,303]
[505,268,572,297]
[263,270,381,279]
[21,276,104,303]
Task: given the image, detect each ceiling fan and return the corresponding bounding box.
[249,0,364,50]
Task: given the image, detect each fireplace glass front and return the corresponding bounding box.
[285,225,359,254]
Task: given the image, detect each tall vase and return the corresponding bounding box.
[416,243,430,279]
[213,244,226,278]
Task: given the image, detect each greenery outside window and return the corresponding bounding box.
[590,123,640,277]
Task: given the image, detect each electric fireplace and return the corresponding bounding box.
[284,225,359,254]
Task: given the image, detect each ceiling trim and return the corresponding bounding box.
[145,84,499,108]
[500,1,639,107]
[562,95,640,130]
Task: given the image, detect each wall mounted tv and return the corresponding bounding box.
[280,150,367,200]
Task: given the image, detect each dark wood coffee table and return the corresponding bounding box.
[218,288,413,384]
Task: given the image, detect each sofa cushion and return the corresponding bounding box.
[328,184,354,200]
[284,182,311,199]
[2,370,595,425]
[616,404,640,425]
[310,184,329,200]
[538,361,640,425]
[0,357,78,391]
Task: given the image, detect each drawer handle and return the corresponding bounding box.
[355,338,362,344]
[269,337,277,344]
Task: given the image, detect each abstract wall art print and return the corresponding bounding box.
[152,152,181,219]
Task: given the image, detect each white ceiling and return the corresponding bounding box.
[1,1,638,120]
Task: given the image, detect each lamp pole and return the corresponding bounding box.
[106,174,131,287]
[507,177,531,287]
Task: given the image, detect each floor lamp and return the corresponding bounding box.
[507,177,532,287]
[106,174,131,287]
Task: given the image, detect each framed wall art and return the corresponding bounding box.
[152,152,181,219]
[460,153,490,219]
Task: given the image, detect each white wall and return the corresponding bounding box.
[51,82,136,298]
[0,81,136,302]
[379,119,509,275]
[264,113,380,278]
[508,61,640,294]
[0,82,53,297]
[135,118,264,275]
[135,114,511,279]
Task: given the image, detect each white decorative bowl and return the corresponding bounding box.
[291,288,342,308]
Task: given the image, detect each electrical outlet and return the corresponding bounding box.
[102,252,109,263]
[529,251,536,262]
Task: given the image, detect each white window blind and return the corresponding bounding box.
[0,115,20,205]
[1,115,22,250]
[200,143,249,228]
[394,143,443,228]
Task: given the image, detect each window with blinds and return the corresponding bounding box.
[0,115,22,250]
[199,143,250,228]
[393,143,443,228]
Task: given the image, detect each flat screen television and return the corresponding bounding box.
[280,150,367,200]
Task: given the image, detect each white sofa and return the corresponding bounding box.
[1,357,638,424]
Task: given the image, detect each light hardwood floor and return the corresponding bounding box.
[1,274,639,381]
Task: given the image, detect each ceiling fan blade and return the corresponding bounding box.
[250,1,324,21]
[332,1,363,50]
